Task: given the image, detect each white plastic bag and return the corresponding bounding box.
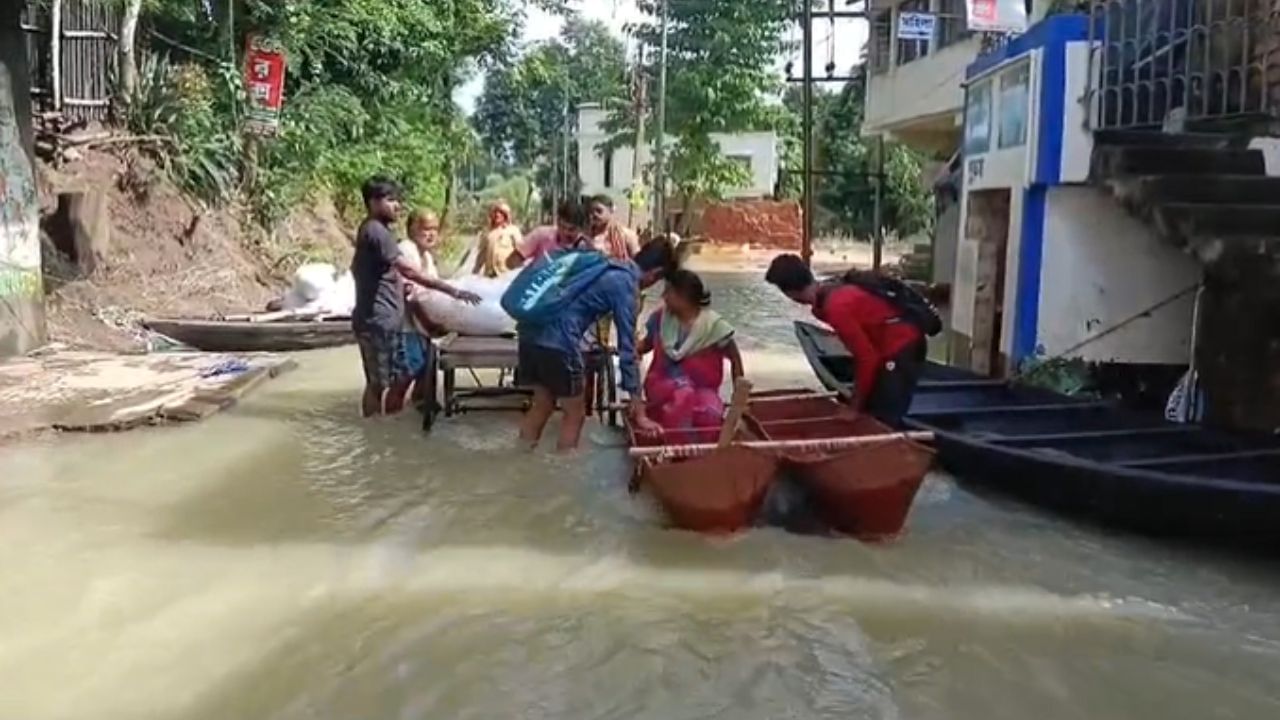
[413,272,516,336]
[320,271,356,316]
[280,263,356,316]
[1164,369,1205,424]
[281,263,338,311]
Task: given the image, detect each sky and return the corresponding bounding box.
[453,0,869,114]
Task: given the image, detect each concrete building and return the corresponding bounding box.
[1,2,46,356]
[575,103,780,226]
[864,0,1051,288]
[948,18,1199,377]
[864,0,1051,153]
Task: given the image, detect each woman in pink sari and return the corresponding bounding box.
[638,270,745,442]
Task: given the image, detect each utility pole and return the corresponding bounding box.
[630,42,648,230]
[562,102,572,203]
[801,0,815,266]
[873,135,885,271]
[652,0,670,233]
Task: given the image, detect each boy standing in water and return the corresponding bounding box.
[765,254,926,424]
[351,178,480,417]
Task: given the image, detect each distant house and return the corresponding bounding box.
[575,103,780,227]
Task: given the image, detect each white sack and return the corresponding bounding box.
[414,272,516,336]
[280,263,355,316]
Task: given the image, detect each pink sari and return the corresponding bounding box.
[643,310,733,443]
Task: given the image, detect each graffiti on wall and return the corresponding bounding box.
[1,60,41,298]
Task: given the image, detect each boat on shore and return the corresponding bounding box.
[794,320,1280,546]
[627,390,935,539]
[145,313,355,353]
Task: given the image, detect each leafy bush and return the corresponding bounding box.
[118,54,242,206]
[1018,355,1098,397]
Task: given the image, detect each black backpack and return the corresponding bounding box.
[830,269,943,337]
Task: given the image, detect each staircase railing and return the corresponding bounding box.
[1083,0,1280,130]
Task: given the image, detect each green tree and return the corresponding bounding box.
[127,0,530,225]
[472,15,628,212]
[780,74,933,240]
[610,0,796,226]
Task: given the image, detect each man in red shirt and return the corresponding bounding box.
[766,254,926,424]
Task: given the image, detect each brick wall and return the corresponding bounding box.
[691,200,802,250]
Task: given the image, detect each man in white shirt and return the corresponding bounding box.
[401,209,445,336]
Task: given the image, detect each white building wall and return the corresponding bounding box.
[866,36,978,136]
[864,0,1055,142]
[1058,42,1093,184]
[955,52,1033,356]
[576,105,779,207]
[1038,186,1199,364]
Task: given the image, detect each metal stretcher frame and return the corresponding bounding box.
[425,334,619,430]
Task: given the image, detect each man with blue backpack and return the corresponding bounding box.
[502,202,679,451]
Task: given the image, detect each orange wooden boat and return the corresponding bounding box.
[627,424,779,534]
[747,392,935,541]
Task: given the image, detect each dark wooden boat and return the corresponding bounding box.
[145,316,355,352]
[627,425,779,534]
[747,392,935,540]
[794,321,1280,546]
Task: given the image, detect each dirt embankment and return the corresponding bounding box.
[37,149,353,352]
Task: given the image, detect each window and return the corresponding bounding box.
[603,151,614,189]
[998,62,1030,149]
[725,154,753,187]
[895,0,931,65]
[965,80,992,156]
[936,0,973,49]
[869,11,891,75]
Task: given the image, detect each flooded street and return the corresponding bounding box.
[3,272,1280,720]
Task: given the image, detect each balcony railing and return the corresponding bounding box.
[1084,0,1280,130]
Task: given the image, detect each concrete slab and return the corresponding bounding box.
[0,350,297,440]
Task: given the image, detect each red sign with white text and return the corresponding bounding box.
[244,36,286,135]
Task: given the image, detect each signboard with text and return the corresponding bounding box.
[966,0,1028,33]
[897,12,937,42]
[244,36,286,135]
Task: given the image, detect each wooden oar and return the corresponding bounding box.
[717,378,753,447]
[629,432,935,460]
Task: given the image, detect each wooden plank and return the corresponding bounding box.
[51,0,62,111]
[910,401,1110,418]
[917,379,1009,390]
[439,354,518,370]
[992,425,1198,445]
[1119,448,1280,469]
[748,390,840,402]
[63,29,114,39]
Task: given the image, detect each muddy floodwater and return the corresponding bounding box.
[3,272,1280,720]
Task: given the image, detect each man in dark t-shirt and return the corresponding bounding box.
[352,177,479,417]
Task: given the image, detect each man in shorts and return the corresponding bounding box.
[516,202,679,451]
[351,177,480,417]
